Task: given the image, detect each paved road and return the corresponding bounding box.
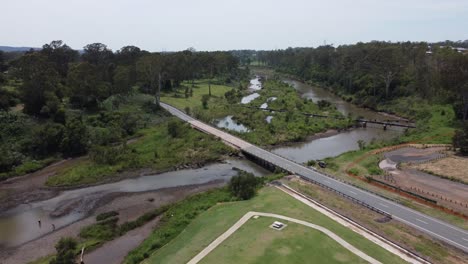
[187,211,382,264]
[161,102,468,253]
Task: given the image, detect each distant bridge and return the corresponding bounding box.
[161,102,467,252]
[241,105,416,129]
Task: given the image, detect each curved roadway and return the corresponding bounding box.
[161,102,468,252]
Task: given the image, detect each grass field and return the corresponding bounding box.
[161,80,232,111]
[200,217,367,264]
[143,187,404,264]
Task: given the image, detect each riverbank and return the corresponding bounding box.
[0,182,225,264]
[0,118,236,212]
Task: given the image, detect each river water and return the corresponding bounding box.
[0,159,268,247]
[271,80,404,163]
[0,77,406,249]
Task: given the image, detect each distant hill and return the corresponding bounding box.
[0,46,41,52]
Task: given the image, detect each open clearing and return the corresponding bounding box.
[160,80,232,110]
[410,156,468,184]
[143,187,405,264]
[193,212,377,264]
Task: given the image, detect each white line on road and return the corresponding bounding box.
[379,203,389,208]
[415,218,428,225]
[463,238,468,242]
[349,191,357,195]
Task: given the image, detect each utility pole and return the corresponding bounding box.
[157,72,162,105]
[208,64,213,96]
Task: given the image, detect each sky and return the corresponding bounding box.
[1,0,467,51]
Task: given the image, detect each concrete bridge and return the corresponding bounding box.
[161,102,468,253]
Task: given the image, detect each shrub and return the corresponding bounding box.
[89,145,132,165]
[96,211,119,221]
[49,237,78,264]
[348,167,361,176]
[453,122,468,155]
[228,172,259,200]
[357,140,367,150]
[79,217,118,241]
[201,94,210,109]
[167,120,185,138]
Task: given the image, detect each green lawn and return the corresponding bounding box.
[201,217,367,264]
[160,80,232,111]
[143,187,404,264]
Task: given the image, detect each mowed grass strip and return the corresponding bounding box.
[144,187,404,264]
[200,217,367,264]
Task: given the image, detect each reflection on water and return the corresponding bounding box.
[248,76,262,90]
[284,80,404,121]
[241,93,260,104]
[273,79,405,163]
[214,115,250,133]
[273,126,402,163]
[0,160,268,247]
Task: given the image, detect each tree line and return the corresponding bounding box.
[0,41,240,177]
[1,41,239,115]
[253,41,468,121]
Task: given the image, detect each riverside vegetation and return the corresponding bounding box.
[0,41,241,185]
[162,77,351,146]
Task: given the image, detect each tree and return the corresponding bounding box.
[167,119,184,138]
[68,62,109,108]
[49,237,77,264]
[60,115,89,157]
[0,87,18,111]
[201,94,209,109]
[228,172,259,200]
[440,52,468,120]
[112,66,132,95]
[41,40,78,77]
[29,122,64,157]
[82,43,113,65]
[453,122,468,155]
[137,54,165,105]
[11,53,61,116]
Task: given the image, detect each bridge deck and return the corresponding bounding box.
[160,102,468,252]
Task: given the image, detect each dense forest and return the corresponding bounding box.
[0,41,241,179]
[254,41,468,121]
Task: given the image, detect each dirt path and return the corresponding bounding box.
[83,217,161,264]
[378,147,468,213]
[187,211,382,264]
[0,182,223,264]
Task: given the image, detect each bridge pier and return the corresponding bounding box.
[242,151,288,174]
